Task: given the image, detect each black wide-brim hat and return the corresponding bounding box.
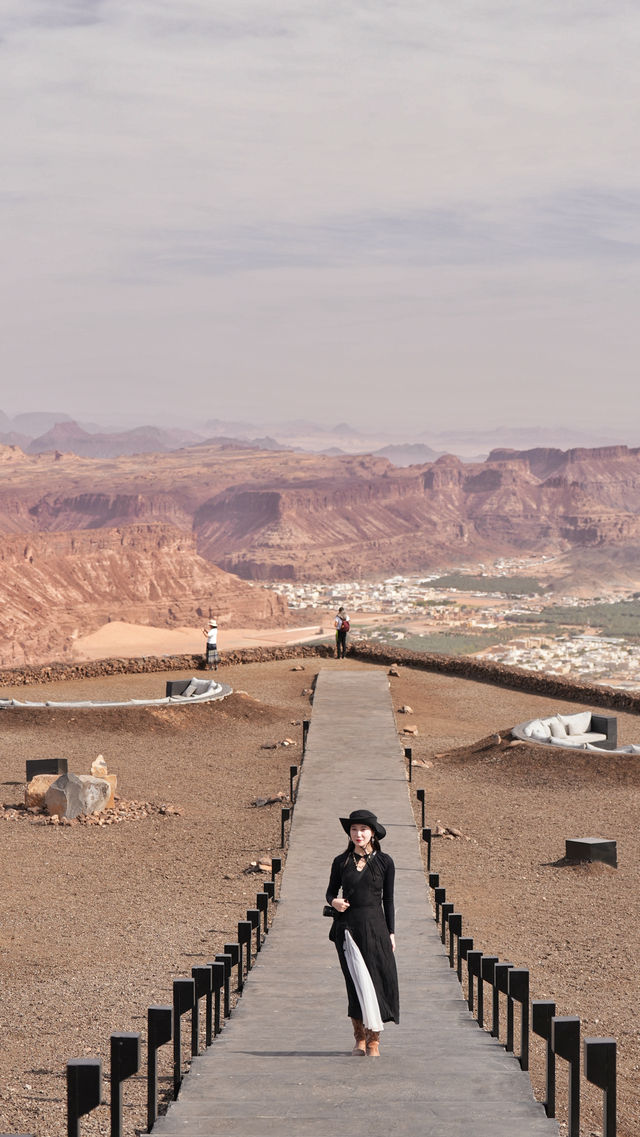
[339,809,386,840]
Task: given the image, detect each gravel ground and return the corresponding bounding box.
[1,657,638,1136]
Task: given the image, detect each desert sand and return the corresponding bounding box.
[71,620,329,660]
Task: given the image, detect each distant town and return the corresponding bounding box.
[264,555,640,690]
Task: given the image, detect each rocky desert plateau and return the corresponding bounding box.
[5,437,640,665]
[0,654,638,1137]
[3,432,640,1137]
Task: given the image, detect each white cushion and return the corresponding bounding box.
[547,716,567,738]
[559,711,592,736]
[523,718,551,740]
[552,732,606,746]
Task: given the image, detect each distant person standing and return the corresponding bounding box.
[203,618,219,670]
[335,606,350,659]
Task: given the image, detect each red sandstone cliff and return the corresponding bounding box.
[0,524,288,667]
[3,440,640,589]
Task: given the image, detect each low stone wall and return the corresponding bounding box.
[348,640,640,716]
[1,639,639,718]
[0,644,335,688]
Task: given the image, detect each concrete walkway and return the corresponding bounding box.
[153,669,557,1136]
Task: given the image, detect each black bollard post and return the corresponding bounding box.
[110,1032,141,1137]
[428,871,439,891]
[433,886,446,922]
[422,827,432,870]
[480,956,498,1033]
[404,746,412,782]
[172,978,195,1100]
[584,1037,616,1137]
[257,890,269,934]
[237,921,253,976]
[494,962,514,1044]
[147,1005,172,1134]
[448,912,462,969]
[247,907,261,954]
[211,961,225,1035]
[507,969,530,1070]
[224,942,241,993]
[416,788,425,830]
[263,879,275,902]
[271,855,282,883]
[67,1058,102,1137]
[532,1000,556,1117]
[440,902,454,945]
[289,764,298,803]
[467,951,483,1020]
[551,1016,581,1137]
[215,953,232,1017]
[458,936,474,984]
[280,806,291,848]
[302,719,310,753]
[191,966,213,1057]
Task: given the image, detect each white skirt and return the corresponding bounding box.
[343,929,384,1032]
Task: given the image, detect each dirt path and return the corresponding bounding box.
[1,658,638,1136]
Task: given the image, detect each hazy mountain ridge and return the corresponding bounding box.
[2,409,635,461]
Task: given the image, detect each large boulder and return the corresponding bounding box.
[45,771,111,819]
[25,774,57,810]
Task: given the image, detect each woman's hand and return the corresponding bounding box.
[390,933,396,953]
[331,898,350,913]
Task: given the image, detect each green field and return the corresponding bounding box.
[512,599,640,639]
[370,627,526,655]
[428,573,544,596]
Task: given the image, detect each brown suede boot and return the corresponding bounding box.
[351,1018,366,1055]
[365,1029,380,1057]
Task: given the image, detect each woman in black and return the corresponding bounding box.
[326,808,399,1057]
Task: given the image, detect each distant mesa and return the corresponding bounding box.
[3,430,640,665]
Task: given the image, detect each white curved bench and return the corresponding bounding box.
[0,678,232,710]
[511,710,619,751]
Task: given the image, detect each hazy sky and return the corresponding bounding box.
[2,2,640,435]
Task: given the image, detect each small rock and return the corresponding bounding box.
[25,774,57,810]
[280,738,296,747]
[412,758,433,769]
[291,664,305,671]
[261,743,278,751]
[397,705,413,714]
[388,666,400,677]
[301,688,313,696]
[45,772,111,820]
[403,726,418,735]
[252,791,287,807]
[91,755,108,778]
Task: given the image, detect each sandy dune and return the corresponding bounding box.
[71,620,327,660]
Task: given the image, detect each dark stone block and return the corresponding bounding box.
[591,714,617,750]
[566,837,617,868]
[166,680,191,697]
[25,757,68,781]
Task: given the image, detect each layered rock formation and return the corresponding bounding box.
[0,524,287,667]
[3,439,640,664]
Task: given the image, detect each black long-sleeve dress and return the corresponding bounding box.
[326,849,400,1024]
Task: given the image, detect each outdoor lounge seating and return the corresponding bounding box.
[165,677,221,699]
[511,711,618,750]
